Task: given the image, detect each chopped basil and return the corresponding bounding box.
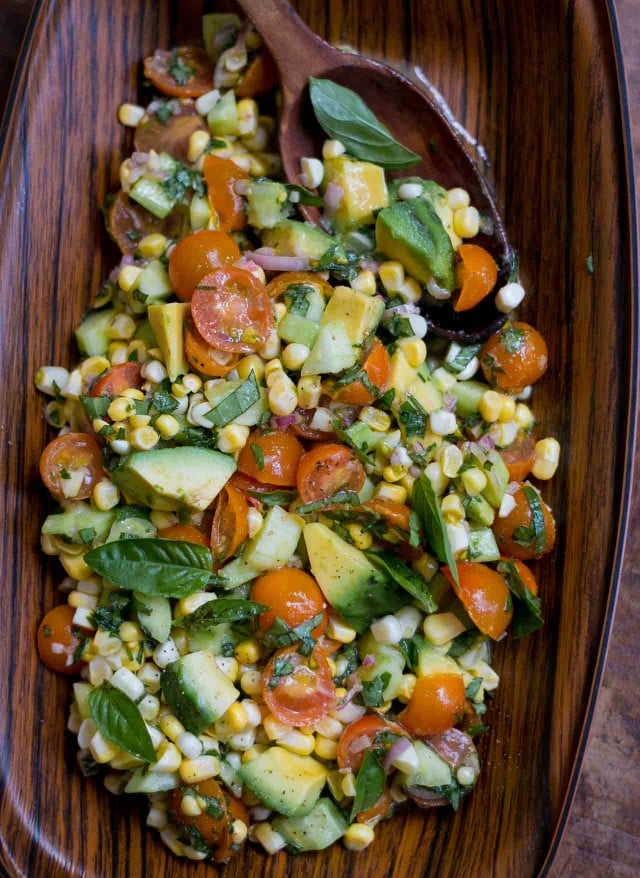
[250,443,265,470]
[284,283,314,316]
[412,475,459,586]
[497,559,544,638]
[167,49,195,86]
[268,655,296,689]
[334,642,360,686]
[262,613,323,656]
[522,485,547,554]
[365,551,437,613]
[247,488,297,507]
[445,343,481,375]
[447,629,478,657]
[312,241,361,283]
[399,636,422,671]
[398,394,428,437]
[152,386,178,413]
[284,183,324,206]
[114,505,150,522]
[163,165,206,201]
[206,372,260,428]
[359,672,391,707]
[181,598,267,631]
[297,490,360,515]
[78,526,96,545]
[89,592,131,635]
[384,314,415,338]
[431,778,468,811]
[153,104,173,126]
[499,324,525,354]
[465,678,483,700]
[351,750,385,821]
[125,228,143,242]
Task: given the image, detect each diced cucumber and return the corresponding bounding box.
[288,285,326,323]
[107,517,157,542]
[467,526,500,562]
[357,633,404,700]
[125,769,178,794]
[341,422,383,456]
[301,321,357,376]
[73,682,93,721]
[480,450,510,508]
[273,798,348,851]
[238,747,327,817]
[464,494,495,527]
[190,194,211,231]
[358,476,375,502]
[137,260,173,302]
[452,380,486,417]
[246,180,290,229]
[135,593,172,643]
[218,756,242,796]
[134,318,157,348]
[42,502,116,545]
[187,622,242,655]
[262,220,333,259]
[244,505,303,570]
[217,554,262,589]
[129,177,175,219]
[75,309,116,357]
[204,381,268,427]
[161,650,239,734]
[277,312,320,347]
[399,740,452,789]
[207,90,238,136]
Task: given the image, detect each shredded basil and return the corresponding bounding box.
[297,490,360,515]
[268,655,296,689]
[445,343,481,375]
[247,488,297,507]
[250,443,265,470]
[497,559,544,638]
[181,598,267,631]
[167,49,195,86]
[205,371,260,427]
[284,283,314,316]
[522,485,547,555]
[351,750,386,820]
[412,475,459,586]
[284,183,324,206]
[398,394,428,437]
[365,551,437,613]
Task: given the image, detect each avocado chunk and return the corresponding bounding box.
[323,156,389,230]
[113,446,236,511]
[147,302,190,381]
[387,177,462,248]
[263,220,333,259]
[160,649,239,734]
[398,740,452,789]
[301,321,357,376]
[238,746,327,817]
[273,798,348,851]
[304,523,405,632]
[376,198,456,289]
[75,309,116,357]
[357,631,405,700]
[320,286,385,348]
[246,179,290,229]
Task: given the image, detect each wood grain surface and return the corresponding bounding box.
[0,1,637,876]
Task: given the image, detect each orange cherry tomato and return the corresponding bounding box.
[144,47,215,98]
[235,50,279,98]
[213,792,250,863]
[210,484,249,564]
[266,271,333,300]
[37,605,87,674]
[158,524,210,547]
[357,786,394,825]
[500,432,536,481]
[238,429,304,486]
[39,433,105,503]
[262,647,336,726]
[337,715,408,772]
[443,561,513,640]
[250,568,328,637]
[169,778,248,862]
[106,191,189,256]
[481,322,548,393]
[190,267,274,354]
[203,155,248,233]
[134,101,207,164]
[169,230,240,302]
[296,443,366,503]
[454,244,498,312]
[184,321,239,377]
[89,362,143,397]
[492,484,556,559]
[398,673,466,736]
[332,339,391,406]
[362,498,413,536]
[228,471,278,495]
[511,558,538,596]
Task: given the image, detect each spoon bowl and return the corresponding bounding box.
[236,0,510,341]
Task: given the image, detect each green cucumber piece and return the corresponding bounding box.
[129,178,175,219]
[467,526,500,562]
[135,592,172,643]
[75,309,116,357]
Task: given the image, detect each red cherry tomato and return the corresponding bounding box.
[37,605,87,674]
[106,191,189,256]
[332,339,391,406]
[158,524,210,547]
[210,484,249,564]
[296,443,366,503]
[184,321,240,377]
[492,483,556,560]
[134,101,207,164]
[262,647,336,726]
[169,230,240,302]
[237,429,304,486]
[143,47,215,99]
[500,433,537,482]
[89,362,142,397]
[337,715,408,772]
[481,322,548,393]
[168,777,248,862]
[39,433,105,502]
[442,561,513,640]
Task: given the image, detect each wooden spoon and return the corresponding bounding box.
[235,0,511,342]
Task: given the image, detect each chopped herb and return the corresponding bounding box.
[247,488,297,507]
[466,723,489,736]
[114,505,150,522]
[431,779,468,811]
[505,248,519,283]
[465,678,483,700]
[359,672,391,707]
[365,551,437,613]
[499,324,525,354]
[204,138,231,153]
[167,49,195,86]
[78,752,102,777]
[284,283,314,316]
[250,443,265,470]
[398,394,428,437]
[482,354,507,379]
[221,639,235,658]
[498,559,544,638]
[399,636,422,672]
[445,343,481,375]
[206,372,260,428]
[59,467,71,480]
[89,592,131,636]
[284,183,324,206]
[263,613,323,657]
[351,750,385,821]
[153,104,173,125]
[411,475,458,585]
[522,485,547,554]
[447,629,478,658]
[78,526,96,545]
[152,386,179,414]
[312,241,361,283]
[586,254,594,274]
[334,643,360,686]
[377,387,396,410]
[125,229,142,242]
[512,525,535,548]
[181,598,267,631]
[132,289,148,304]
[174,425,219,448]
[297,490,360,515]
[384,314,415,338]
[183,823,212,854]
[163,165,206,202]
[268,655,296,689]
[42,624,53,638]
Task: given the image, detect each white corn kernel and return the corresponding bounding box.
[153,639,180,669]
[425,460,449,495]
[216,423,250,454]
[253,824,287,855]
[492,420,518,448]
[147,806,168,829]
[72,606,95,631]
[495,282,525,313]
[247,507,263,538]
[457,765,477,786]
[92,480,120,511]
[423,612,466,646]
[532,437,560,480]
[426,277,451,300]
[230,728,256,751]
[62,369,82,399]
[394,605,422,639]
[152,742,182,774]
[89,657,113,686]
[268,378,298,416]
[457,357,479,380]
[498,492,517,518]
[514,403,534,429]
[313,716,343,740]
[77,719,97,749]
[35,365,70,396]
[398,277,422,304]
[398,182,424,200]
[159,825,186,856]
[90,731,120,764]
[322,139,346,159]
[441,493,465,523]
[446,522,469,555]
[282,343,310,371]
[429,409,457,436]
[461,467,487,495]
[179,755,220,784]
[453,206,480,238]
[110,667,145,702]
[300,156,324,189]
[297,375,321,410]
[447,187,470,210]
[118,103,145,127]
[371,615,403,645]
[195,89,221,115]
[141,359,167,384]
[258,328,281,360]
[344,823,375,851]
[440,444,464,478]
[177,732,203,759]
[263,714,290,741]
[138,694,160,721]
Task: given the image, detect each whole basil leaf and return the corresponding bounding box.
[182,598,268,630]
[351,750,385,820]
[88,684,156,762]
[365,551,437,613]
[412,475,459,586]
[85,538,213,597]
[309,78,420,169]
[497,559,544,638]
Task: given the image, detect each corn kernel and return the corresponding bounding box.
[68,591,98,611]
[247,507,263,538]
[447,187,471,210]
[240,670,263,696]
[107,397,134,422]
[346,523,373,551]
[237,98,259,137]
[398,277,422,304]
[187,129,211,164]
[253,823,287,855]
[322,139,346,159]
[273,302,287,323]
[498,396,517,422]
[117,266,142,294]
[237,355,265,382]
[314,736,338,760]
[153,413,180,439]
[225,703,249,733]
[423,612,466,646]
[282,343,310,371]
[396,674,417,703]
[93,480,120,511]
[379,261,405,293]
[60,552,92,580]
[108,342,128,365]
[90,731,120,764]
[514,403,534,429]
[179,755,220,784]
[341,772,357,798]
[216,423,249,453]
[241,746,266,764]
[268,377,298,416]
[326,618,356,643]
[532,437,560,480]
[375,481,407,504]
[453,206,480,238]
[382,465,406,484]
[441,493,465,523]
[297,374,321,409]
[159,714,185,742]
[398,337,427,368]
[129,413,151,430]
[359,406,391,432]
[280,730,315,756]
[461,466,487,495]
[259,328,281,360]
[130,426,160,451]
[180,796,202,818]
[350,270,377,296]
[263,714,289,741]
[479,390,504,423]
[235,639,261,665]
[432,367,458,393]
[440,444,464,478]
[118,103,145,127]
[79,356,111,383]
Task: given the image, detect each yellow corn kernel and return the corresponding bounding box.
[179,755,220,784]
[297,375,321,409]
[273,302,287,323]
[396,674,417,704]
[375,481,407,504]
[282,343,310,372]
[327,770,346,801]
[217,424,250,453]
[346,523,373,551]
[90,731,120,764]
[171,380,189,399]
[341,772,357,798]
[322,139,346,159]
[79,356,111,382]
[359,406,391,432]
[155,414,180,439]
[242,125,270,153]
[326,618,356,644]
[93,480,120,511]
[108,342,128,365]
[531,437,560,480]
[514,403,534,430]
[240,670,263,696]
[248,155,269,177]
[314,735,338,760]
[126,340,147,364]
[268,377,298,416]
[180,796,202,818]
[412,552,440,582]
[398,277,422,304]
[60,552,92,580]
[247,507,263,538]
[121,387,145,400]
[263,713,289,741]
[350,270,377,296]
[117,266,142,294]
[241,746,266,764]
[398,337,427,368]
[129,426,160,451]
[118,103,145,127]
[129,413,151,429]
[453,206,480,238]
[230,154,252,173]
[118,621,143,642]
[280,730,315,756]
[344,823,375,851]
[235,639,261,665]
[264,358,284,387]
[225,703,249,733]
[499,396,517,423]
[378,261,405,293]
[159,714,186,743]
[440,444,464,478]
[423,612,466,646]
[400,473,415,499]
[237,355,265,382]
[382,465,406,484]
[461,467,487,495]
[479,390,504,423]
[447,187,470,210]
[108,396,135,422]
[137,233,167,259]
[68,591,97,610]
[187,129,211,164]
[441,493,465,523]
[237,98,259,137]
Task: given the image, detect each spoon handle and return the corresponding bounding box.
[234,0,336,92]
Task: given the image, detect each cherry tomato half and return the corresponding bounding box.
[190,267,274,354]
[266,271,333,300]
[337,715,408,772]
[443,561,513,640]
[262,647,336,726]
[250,568,327,637]
[492,483,556,560]
[357,786,394,825]
[169,777,248,862]
[362,498,413,537]
[235,50,279,98]
[210,484,249,564]
[454,244,498,313]
[169,230,240,302]
[481,322,548,393]
[134,101,207,164]
[500,432,536,482]
[398,673,466,736]
[39,433,105,502]
[238,429,304,486]
[203,155,248,233]
[297,443,366,504]
[144,47,215,99]
[184,321,240,377]
[106,192,189,256]
[158,524,210,547]
[89,362,142,397]
[511,558,538,595]
[332,339,391,406]
[37,605,87,674]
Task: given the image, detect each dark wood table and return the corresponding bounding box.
[1,1,638,874]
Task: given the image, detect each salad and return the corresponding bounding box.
[34,12,560,864]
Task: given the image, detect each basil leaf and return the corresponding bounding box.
[522,485,547,554]
[365,551,437,613]
[447,629,478,657]
[80,395,110,419]
[263,613,323,656]
[181,598,267,630]
[152,387,178,413]
[297,490,360,515]
[247,488,297,507]
[114,504,150,522]
[268,655,296,689]
[359,672,391,708]
[465,677,483,699]
[444,343,481,375]
[88,684,156,762]
[497,559,544,638]
[284,283,313,316]
[399,636,422,672]
[309,78,420,170]
[85,538,213,597]
[351,750,385,821]
[285,183,324,206]
[398,394,428,437]
[412,475,459,586]
[205,371,260,427]
[250,443,265,470]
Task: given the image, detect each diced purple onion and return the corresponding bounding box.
[383,303,421,318]
[383,736,412,772]
[247,250,311,272]
[478,433,496,451]
[362,654,376,668]
[323,181,344,213]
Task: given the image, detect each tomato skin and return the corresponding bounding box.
[158,524,210,547]
[262,647,336,726]
[203,155,248,233]
[362,498,413,536]
[37,605,86,674]
[184,321,239,377]
[443,561,513,640]
[511,559,538,595]
[296,443,366,503]
[106,191,189,256]
[169,230,240,302]
[144,47,215,98]
[500,432,536,481]
[190,267,274,354]
[337,715,407,772]
[250,569,328,637]
[134,102,206,164]
[89,362,142,397]
[481,322,548,392]
[454,244,498,312]
[39,433,105,502]
[210,484,249,564]
[332,340,391,406]
[266,271,333,300]
[235,50,279,98]
[238,430,304,486]
[492,484,556,560]
[398,673,466,736]
[169,777,248,861]
[357,787,394,825]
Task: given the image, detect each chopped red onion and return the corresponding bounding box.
[362,654,376,668]
[383,303,421,318]
[383,736,412,772]
[478,433,496,451]
[426,728,475,771]
[406,786,449,809]
[285,556,304,569]
[360,257,380,274]
[270,412,302,430]
[409,464,422,478]
[247,251,310,272]
[506,481,520,494]
[323,181,344,213]
[234,179,253,196]
[349,734,371,755]
[443,393,457,413]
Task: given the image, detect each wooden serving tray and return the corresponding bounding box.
[0,1,636,876]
